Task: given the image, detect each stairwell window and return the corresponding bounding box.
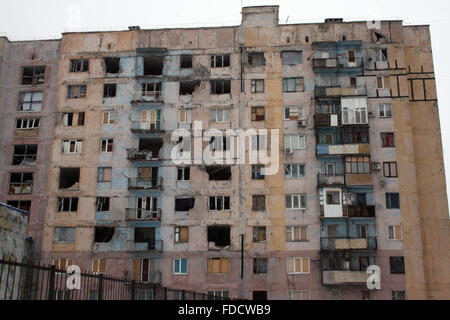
[285,164,306,179]
[284,135,306,150]
[286,226,308,242]
[210,109,230,123]
[209,196,231,211]
[379,103,392,118]
[211,54,230,68]
[381,132,395,147]
[282,77,304,92]
[388,225,403,240]
[287,257,310,274]
[62,140,82,154]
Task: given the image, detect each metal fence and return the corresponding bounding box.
[0,259,231,300]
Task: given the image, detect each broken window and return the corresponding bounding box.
[175,197,195,212]
[286,194,307,209]
[251,107,265,121]
[67,85,87,99]
[16,118,39,129]
[207,226,230,247]
[59,167,80,190]
[142,82,161,98]
[103,83,117,97]
[285,164,305,179]
[211,54,230,68]
[390,257,405,274]
[57,197,78,212]
[21,66,45,85]
[180,55,193,69]
[100,138,114,153]
[252,165,265,180]
[18,92,42,111]
[253,226,266,242]
[376,49,388,62]
[253,258,267,274]
[9,172,33,194]
[138,138,163,157]
[62,140,82,154]
[6,200,31,212]
[210,109,230,122]
[282,78,304,92]
[98,167,112,182]
[175,226,189,243]
[144,55,164,76]
[134,227,155,243]
[207,258,229,274]
[386,193,400,209]
[12,144,37,166]
[180,80,200,95]
[206,166,231,181]
[252,195,266,211]
[210,136,230,152]
[135,197,158,219]
[248,52,265,67]
[381,132,395,147]
[281,51,303,65]
[94,227,115,243]
[63,112,85,126]
[210,80,231,95]
[96,197,110,212]
[104,57,120,74]
[54,227,76,243]
[251,79,264,93]
[177,167,190,181]
[350,77,357,86]
[209,196,231,211]
[70,59,89,72]
[286,226,308,242]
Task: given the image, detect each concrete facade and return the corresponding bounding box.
[0,6,448,300]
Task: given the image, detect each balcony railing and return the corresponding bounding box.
[132,91,163,103]
[313,57,363,71]
[126,148,160,161]
[322,270,368,286]
[126,208,161,221]
[315,86,366,98]
[317,174,346,187]
[345,205,375,218]
[314,113,341,127]
[317,143,370,156]
[129,240,163,252]
[131,121,162,134]
[128,177,162,190]
[320,237,377,251]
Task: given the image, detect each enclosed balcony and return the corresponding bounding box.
[320,237,377,250]
[322,270,369,286]
[126,208,161,221]
[345,205,375,218]
[314,113,341,127]
[315,86,366,98]
[128,177,162,190]
[317,143,370,156]
[313,57,363,73]
[317,173,346,187]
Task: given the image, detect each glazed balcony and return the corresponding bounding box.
[126,208,161,221]
[320,237,377,251]
[316,143,370,156]
[345,205,375,218]
[127,177,162,190]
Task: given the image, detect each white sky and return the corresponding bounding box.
[1,0,450,209]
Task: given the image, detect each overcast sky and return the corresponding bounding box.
[2,0,450,207]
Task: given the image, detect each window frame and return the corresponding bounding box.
[383,162,398,178]
[67,85,87,99]
[284,164,306,179]
[379,103,392,118]
[62,140,83,154]
[69,59,89,73]
[18,92,43,112]
[284,135,306,150]
[386,193,400,209]
[173,258,188,275]
[287,257,310,274]
[16,118,40,129]
[251,79,265,93]
[100,138,114,153]
[286,194,307,210]
[209,196,231,211]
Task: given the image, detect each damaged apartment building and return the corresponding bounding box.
[0,5,449,300]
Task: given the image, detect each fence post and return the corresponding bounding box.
[130,280,135,300]
[48,265,56,300]
[98,274,104,301]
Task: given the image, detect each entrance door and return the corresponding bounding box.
[252,291,267,300]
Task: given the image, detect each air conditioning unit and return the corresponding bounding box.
[285,148,294,155]
[371,162,382,171]
[298,120,306,128]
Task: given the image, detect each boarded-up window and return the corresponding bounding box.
[52,258,73,272]
[92,258,106,274]
[281,51,303,65]
[253,226,266,242]
[207,258,229,274]
[252,195,266,211]
[133,258,154,282]
[287,257,310,274]
[53,227,76,243]
[98,167,112,182]
[251,107,265,121]
[175,226,189,243]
